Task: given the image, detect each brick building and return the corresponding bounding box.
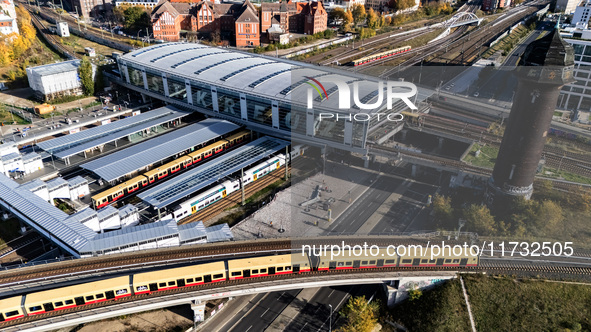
[151,0,259,46]
[260,0,327,36]
[69,0,112,20]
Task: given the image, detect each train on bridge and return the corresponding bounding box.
[0,246,477,323]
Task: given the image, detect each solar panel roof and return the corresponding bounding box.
[205,224,233,243]
[120,43,434,114]
[0,173,95,254]
[84,219,179,253]
[38,106,187,159]
[138,136,289,209]
[80,118,240,182]
[178,221,206,242]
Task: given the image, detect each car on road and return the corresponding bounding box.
[473,92,479,97]
[445,86,451,90]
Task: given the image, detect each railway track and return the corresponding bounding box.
[318,29,430,66]
[369,143,492,175]
[26,6,77,59]
[479,259,591,275]
[178,165,291,225]
[0,237,468,287]
[21,1,133,45]
[412,113,591,178]
[0,233,42,260]
[428,1,547,65]
[362,0,545,77]
[2,256,591,329]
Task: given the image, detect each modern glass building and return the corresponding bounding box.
[115,42,431,154]
[560,37,591,112]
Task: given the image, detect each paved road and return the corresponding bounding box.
[502,21,552,67]
[369,181,437,234]
[283,284,381,331]
[323,174,404,235]
[226,290,301,332]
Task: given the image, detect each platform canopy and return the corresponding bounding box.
[38,106,188,159]
[138,136,289,209]
[80,118,240,182]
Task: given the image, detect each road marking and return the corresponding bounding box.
[245,325,253,332]
[261,307,270,317]
[328,289,335,298]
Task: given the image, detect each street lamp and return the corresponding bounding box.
[329,304,333,332]
[456,219,466,240]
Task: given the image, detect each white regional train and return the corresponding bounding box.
[171,145,306,222]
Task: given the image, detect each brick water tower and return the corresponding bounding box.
[487,29,574,205]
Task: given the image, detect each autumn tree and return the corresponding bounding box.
[389,0,416,11]
[533,200,563,232]
[344,10,354,29]
[366,8,379,29]
[432,194,454,224]
[378,13,386,28]
[463,204,497,235]
[78,56,94,96]
[0,43,11,65]
[338,296,380,332]
[351,4,366,27]
[408,288,422,301]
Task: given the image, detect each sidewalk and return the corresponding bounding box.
[231,160,375,239]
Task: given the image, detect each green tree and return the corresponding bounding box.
[329,7,347,25]
[338,296,380,332]
[123,6,151,31]
[351,4,366,26]
[94,65,104,93]
[78,56,94,96]
[463,204,497,235]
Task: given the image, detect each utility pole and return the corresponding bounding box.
[284,146,288,181]
[146,27,150,46]
[75,6,81,32]
[241,168,245,206]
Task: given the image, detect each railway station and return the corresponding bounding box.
[80,118,240,184]
[37,106,189,164]
[112,43,433,159]
[0,172,233,258]
[138,136,289,211]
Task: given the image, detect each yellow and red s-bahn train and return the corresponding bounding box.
[0,247,478,322]
[91,130,251,209]
[351,45,411,66]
